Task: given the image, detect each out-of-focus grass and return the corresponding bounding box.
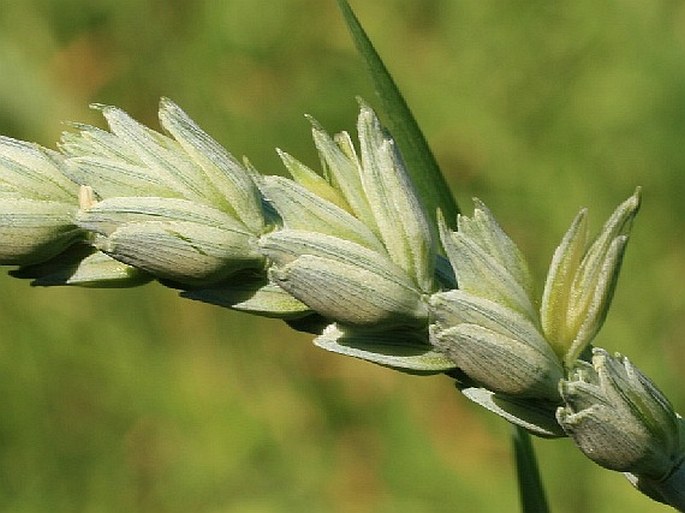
[0,1,683,512]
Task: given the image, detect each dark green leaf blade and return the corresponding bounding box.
[513,426,551,513]
[336,0,460,229]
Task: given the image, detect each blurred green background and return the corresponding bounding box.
[0,1,683,511]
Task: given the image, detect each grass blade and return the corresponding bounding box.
[513,425,550,513]
[336,0,460,228]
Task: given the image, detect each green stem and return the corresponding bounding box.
[512,425,550,513]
